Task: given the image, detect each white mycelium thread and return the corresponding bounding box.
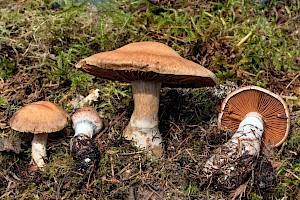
[131,128,162,149]
[74,121,94,138]
[203,112,264,177]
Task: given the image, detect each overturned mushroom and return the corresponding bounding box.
[10,101,69,170]
[75,41,218,156]
[70,107,103,173]
[203,86,290,189]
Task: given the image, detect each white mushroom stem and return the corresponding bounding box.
[31,133,48,169]
[74,121,95,138]
[203,112,264,177]
[124,80,163,156]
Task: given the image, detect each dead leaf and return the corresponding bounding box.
[0,138,22,154]
[294,87,300,96]
[28,165,39,172]
[134,184,164,200]
[70,89,100,109]
[0,122,8,129]
[269,160,282,171]
[230,182,248,200]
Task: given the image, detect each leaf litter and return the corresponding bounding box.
[0,0,299,199]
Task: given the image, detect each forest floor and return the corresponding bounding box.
[0,0,299,199]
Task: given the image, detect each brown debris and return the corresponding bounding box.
[230,182,248,200]
[131,184,164,200]
[254,155,276,193]
[0,138,22,154]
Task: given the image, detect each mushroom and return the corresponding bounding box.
[70,107,103,173]
[10,101,70,170]
[75,41,218,156]
[71,107,103,138]
[203,86,290,189]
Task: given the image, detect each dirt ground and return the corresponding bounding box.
[0,0,300,199]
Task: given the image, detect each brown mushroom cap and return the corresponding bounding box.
[75,42,218,87]
[71,107,103,134]
[218,86,290,147]
[10,101,70,134]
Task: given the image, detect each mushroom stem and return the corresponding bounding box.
[74,121,94,138]
[31,133,48,169]
[203,112,264,178]
[124,80,163,156]
[231,112,264,154]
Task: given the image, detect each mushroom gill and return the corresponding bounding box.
[220,86,290,147]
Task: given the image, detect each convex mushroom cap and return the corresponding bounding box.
[75,41,218,87]
[218,86,290,147]
[10,101,70,133]
[71,107,103,136]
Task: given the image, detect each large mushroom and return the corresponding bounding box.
[203,86,290,189]
[10,101,70,170]
[75,41,218,156]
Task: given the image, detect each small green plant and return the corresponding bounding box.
[46,150,73,175]
[276,158,300,198]
[0,55,16,80]
[96,81,131,116]
[0,95,19,112]
[184,182,199,196]
[51,49,94,90]
[0,95,8,107]
[250,193,263,200]
[286,129,300,150]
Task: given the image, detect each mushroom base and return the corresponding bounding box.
[70,135,99,174]
[203,112,264,189]
[31,133,48,170]
[124,80,163,157]
[124,125,163,157]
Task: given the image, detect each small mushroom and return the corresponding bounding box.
[70,107,103,173]
[71,107,103,138]
[10,101,70,170]
[203,86,290,189]
[75,41,218,156]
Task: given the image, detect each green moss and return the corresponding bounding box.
[0,56,16,80]
[250,193,263,200]
[184,182,199,195]
[0,95,8,107]
[0,0,299,198]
